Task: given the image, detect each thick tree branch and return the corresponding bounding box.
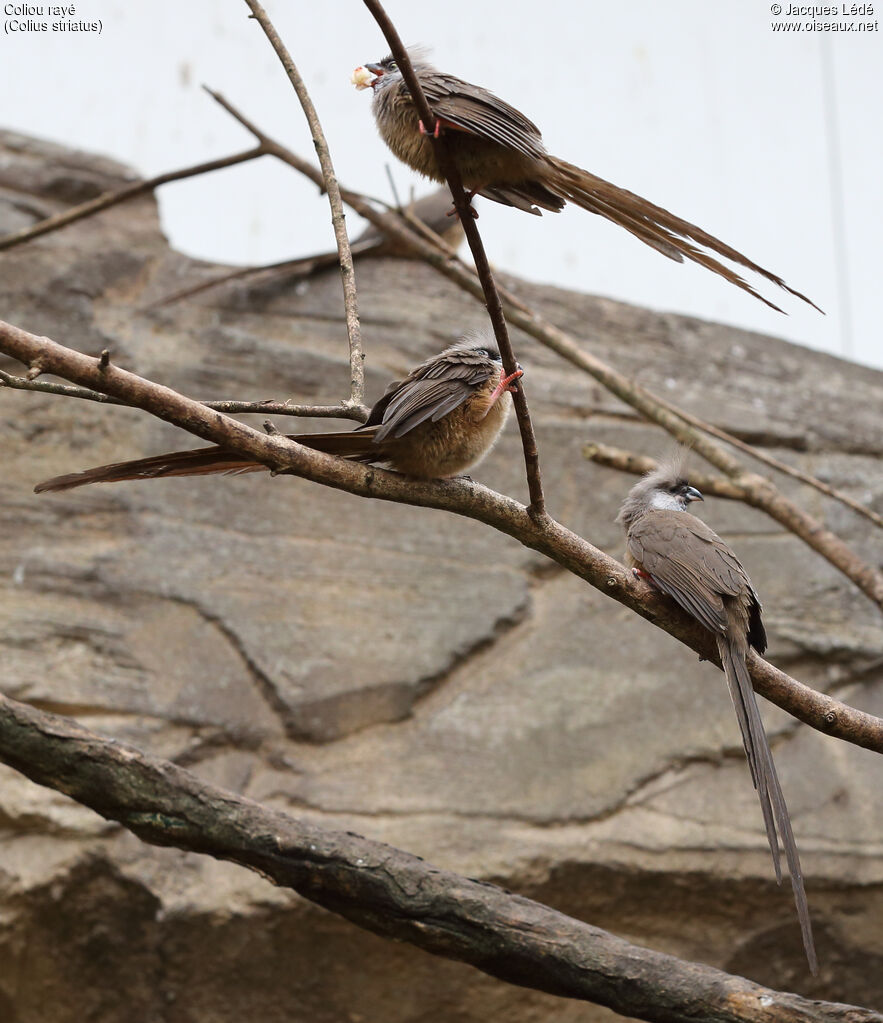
[1,318,880,755]
[360,0,546,519]
[0,694,878,1023]
[241,0,365,408]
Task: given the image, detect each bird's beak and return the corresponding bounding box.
[364,62,384,75]
[684,486,704,503]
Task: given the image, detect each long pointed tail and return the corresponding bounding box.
[546,157,821,314]
[34,429,379,493]
[719,635,817,973]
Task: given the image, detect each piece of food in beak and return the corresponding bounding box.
[351,65,374,90]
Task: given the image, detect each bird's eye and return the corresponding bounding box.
[388,60,398,71]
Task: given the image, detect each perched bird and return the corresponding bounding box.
[155,188,467,308]
[34,337,522,493]
[616,453,816,972]
[353,53,818,313]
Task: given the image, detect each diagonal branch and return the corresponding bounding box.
[1,317,880,755]
[242,0,365,408]
[360,0,546,519]
[0,693,878,1023]
[649,391,883,531]
[584,442,748,500]
[0,146,266,251]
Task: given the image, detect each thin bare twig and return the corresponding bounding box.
[148,191,462,310]
[147,255,328,309]
[240,0,365,408]
[650,391,883,531]
[2,318,881,755]
[1,696,877,1023]
[0,369,368,421]
[0,147,266,252]
[360,0,546,520]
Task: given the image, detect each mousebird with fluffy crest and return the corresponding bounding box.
[617,452,817,972]
[35,337,522,492]
[353,51,820,314]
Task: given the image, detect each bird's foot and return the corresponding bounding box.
[484,367,524,411]
[632,567,658,589]
[501,367,524,393]
[445,191,480,219]
[418,118,442,139]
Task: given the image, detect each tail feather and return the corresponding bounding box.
[478,183,564,215]
[34,429,380,493]
[719,639,782,881]
[719,636,817,973]
[547,157,821,314]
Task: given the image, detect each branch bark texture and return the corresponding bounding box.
[0,694,877,1023]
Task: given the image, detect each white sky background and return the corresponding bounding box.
[1,1,881,369]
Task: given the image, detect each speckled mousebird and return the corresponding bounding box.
[617,451,816,973]
[34,336,522,492]
[353,51,819,314]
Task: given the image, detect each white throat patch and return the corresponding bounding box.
[648,491,686,512]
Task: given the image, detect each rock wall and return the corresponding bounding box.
[1,130,882,1020]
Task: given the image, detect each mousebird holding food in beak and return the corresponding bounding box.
[353,51,820,314]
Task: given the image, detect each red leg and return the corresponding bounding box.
[632,567,661,591]
[483,367,524,413]
[501,368,524,392]
[418,118,442,138]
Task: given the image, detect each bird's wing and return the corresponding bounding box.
[367,355,495,442]
[418,71,547,161]
[627,511,754,636]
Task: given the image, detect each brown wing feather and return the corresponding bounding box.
[417,70,547,162]
[367,348,496,443]
[627,510,760,636]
